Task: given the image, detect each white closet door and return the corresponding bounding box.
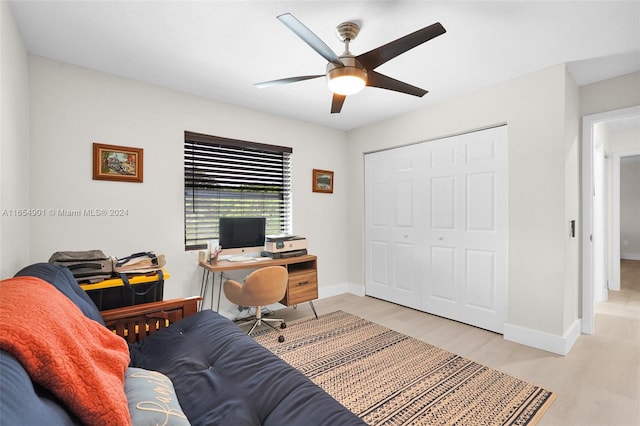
[364,144,425,310]
[422,126,508,333]
[364,126,508,333]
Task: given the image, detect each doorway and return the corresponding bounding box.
[582,105,640,334]
[597,259,640,324]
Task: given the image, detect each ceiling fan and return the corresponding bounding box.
[255,13,446,114]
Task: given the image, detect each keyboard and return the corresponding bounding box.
[228,256,254,262]
[227,256,271,263]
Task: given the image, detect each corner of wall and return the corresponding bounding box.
[563,64,581,333]
[1,1,31,278]
[318,282,365,299]
[504,318,582,356]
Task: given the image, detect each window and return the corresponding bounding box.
[184,131,292,250]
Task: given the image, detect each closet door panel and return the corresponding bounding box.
[431,176,457,230]
[365,126,507,333]
[365,145,423,310]
[465,249,496,310]
[430,246,456,302]
[369,240,389,288]
[466,172,495,232]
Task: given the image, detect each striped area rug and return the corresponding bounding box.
[254,310,555,426]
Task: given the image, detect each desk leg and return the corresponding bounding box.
[199,269,209,311]
[209,271,215,311]
[216,272,224,312]
[199,269,224,312]
[309,300,318,319]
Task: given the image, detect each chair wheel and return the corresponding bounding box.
[278,335,285,343]
[280,322,287,329]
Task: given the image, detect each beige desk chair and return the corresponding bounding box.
[223,266,288,342]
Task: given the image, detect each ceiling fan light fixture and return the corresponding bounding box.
[327,72,366,95]
[260,14,445,113]
[326,58,367,95]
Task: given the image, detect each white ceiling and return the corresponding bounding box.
[8,0,640,131]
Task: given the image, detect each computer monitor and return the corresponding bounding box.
[218,217,266,255]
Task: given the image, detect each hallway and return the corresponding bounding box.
[597,259,640,320]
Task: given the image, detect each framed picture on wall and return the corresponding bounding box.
[312,169,334,193]
[93,143,144,183]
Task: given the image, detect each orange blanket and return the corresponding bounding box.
[0,276,131,426]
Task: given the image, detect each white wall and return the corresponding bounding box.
[346,64,581,352]
[620,156,640,259]
[601,125,640,281]
[0,2,30,278]
[562,69,581,333]
[597,123,615,291]
[26,56,348,303]
[580,72,640,117]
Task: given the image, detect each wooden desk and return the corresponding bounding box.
[198,255,318,317]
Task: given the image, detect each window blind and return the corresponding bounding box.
[184,131,292,250]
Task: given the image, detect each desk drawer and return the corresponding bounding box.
[283,271,318,306]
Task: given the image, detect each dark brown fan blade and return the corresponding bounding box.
[255,75,324,89]
[331,93,346,114]
[278,13,343,67]
[366,71,428,97]
[357,22,446,70]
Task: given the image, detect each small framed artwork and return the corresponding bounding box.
[93,143,143,183]
[312,169,334,193]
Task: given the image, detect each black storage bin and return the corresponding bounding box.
[80,271,167,311]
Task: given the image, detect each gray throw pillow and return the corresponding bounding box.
[124,367,190,426]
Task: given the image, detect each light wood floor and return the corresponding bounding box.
[274,260,640,426]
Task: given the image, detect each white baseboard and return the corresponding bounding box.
[318,283,349,299]
[504,319,582,356]
[348,283,366,297]
[621,252,640,260]
[318,283,365,300]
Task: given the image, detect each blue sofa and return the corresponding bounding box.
[0,263,364,425]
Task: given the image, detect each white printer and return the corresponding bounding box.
[263,235,308,258]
